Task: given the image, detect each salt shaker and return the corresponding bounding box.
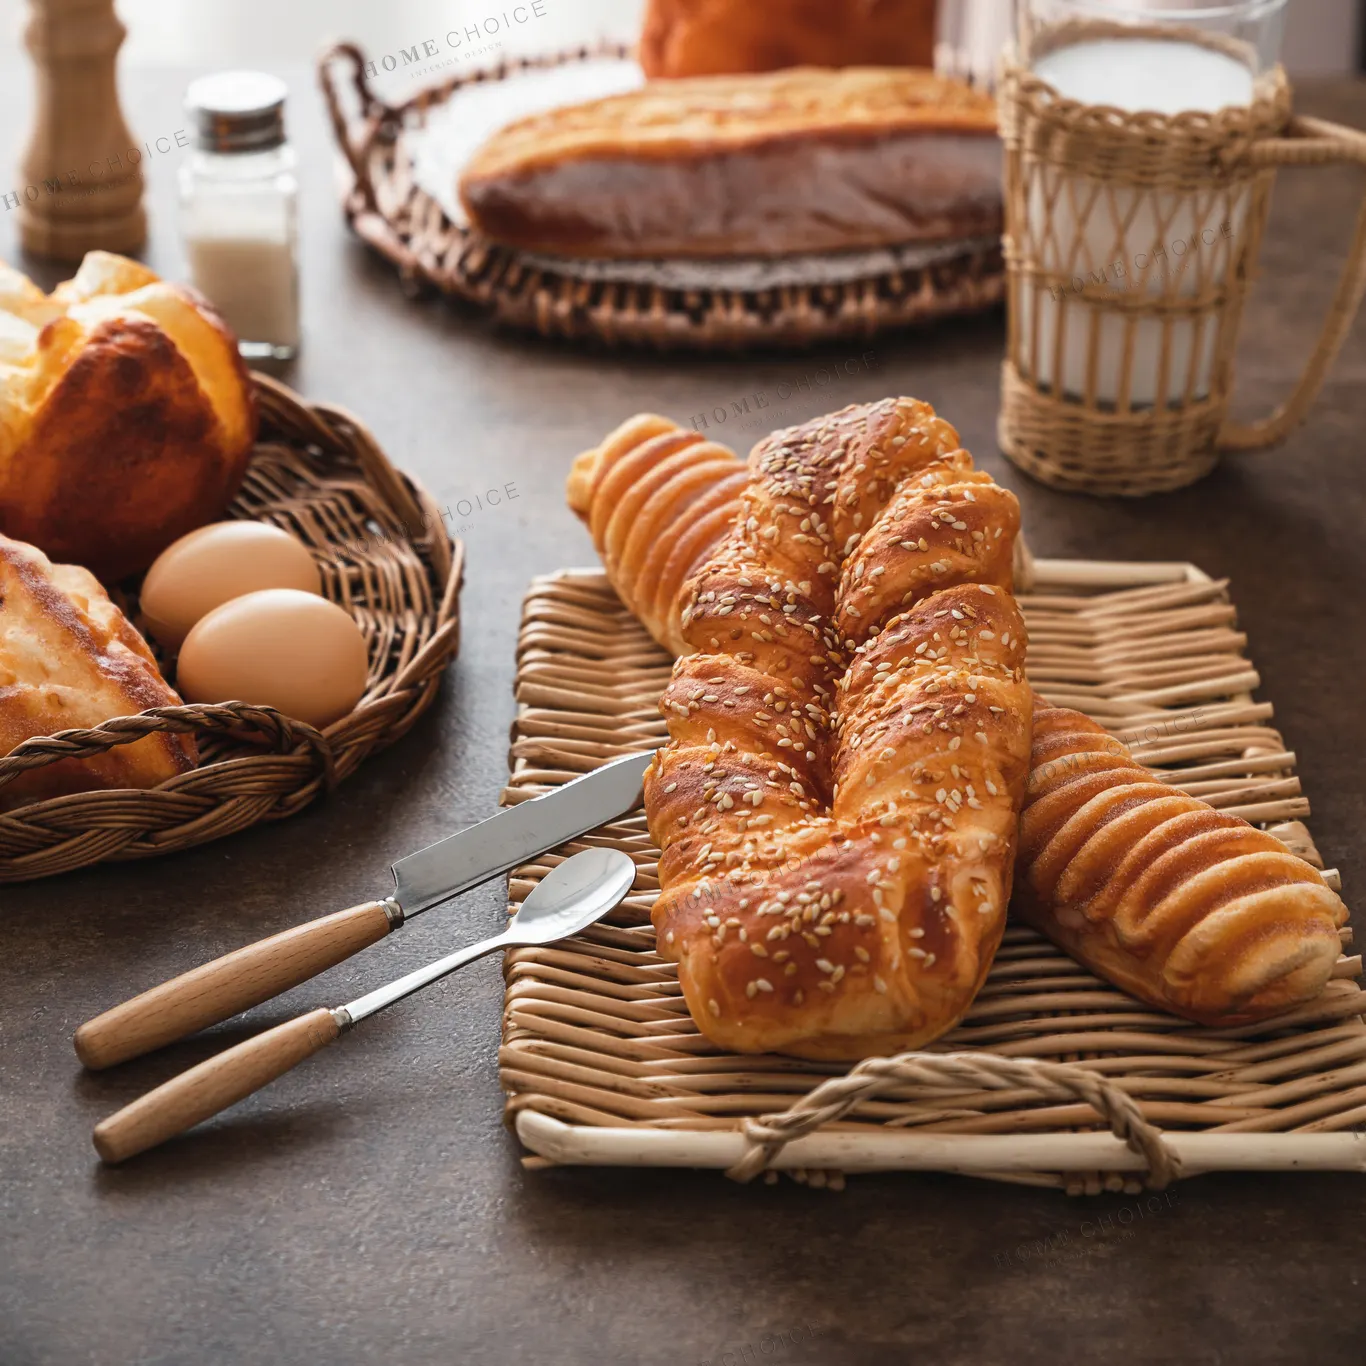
[179,71,300,360]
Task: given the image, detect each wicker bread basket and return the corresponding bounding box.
[0,374,464,884]
[317,43,1006,352]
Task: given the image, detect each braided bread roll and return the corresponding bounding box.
[640,398,1031,1058]
[1017,703,1348,1025]
[567,415,747,656]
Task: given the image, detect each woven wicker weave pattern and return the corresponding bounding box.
[317,43,1006,352]
[997,27,1366,495]
[0,374,464,883]
[997,39,1289,496]
[499,562,1361,1192]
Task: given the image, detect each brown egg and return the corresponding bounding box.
[140,521,322,648]
[176,589,369,730]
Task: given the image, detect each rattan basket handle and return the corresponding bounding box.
[0,703,335,792]
[1219,113,1366,452]
[318,42,395,214]
[728,1050,1182,1189]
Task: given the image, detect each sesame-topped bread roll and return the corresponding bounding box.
[1015,703,1348,1026]
[639,398,1032,1059]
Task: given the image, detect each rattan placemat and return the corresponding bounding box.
[498,559,1365,1192]
[318,43,1005,352]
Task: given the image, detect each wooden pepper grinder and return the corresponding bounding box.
[19,0,147,261]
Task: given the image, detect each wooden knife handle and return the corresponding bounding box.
[74,902,395,1070]
[93,1008,342,1164]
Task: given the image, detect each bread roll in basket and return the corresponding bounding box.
[0,252,256,581]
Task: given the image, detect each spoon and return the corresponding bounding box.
[92,847,638,1163]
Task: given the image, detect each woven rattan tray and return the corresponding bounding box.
[317,43,1005,352]
[499,559,1365,1192]
[0,374,463,883]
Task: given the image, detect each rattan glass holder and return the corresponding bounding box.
[997,27,1366,496]
[0,374,464,883]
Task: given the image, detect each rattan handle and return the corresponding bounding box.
[1219,114,1366,452]
[93,1008,342,1163]
[727,1050,1182,1189]
[74,901,394,1070]
[317,42,390,211]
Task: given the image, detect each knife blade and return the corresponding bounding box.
[391,749,654,918]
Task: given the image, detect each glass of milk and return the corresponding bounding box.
[1013,0,1286,408]
[180,72,300,361]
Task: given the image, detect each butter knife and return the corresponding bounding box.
[74,750,653,1069]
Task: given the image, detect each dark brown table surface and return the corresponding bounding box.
[3,59,1366,1366]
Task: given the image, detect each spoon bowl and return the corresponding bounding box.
[511,847,638,942]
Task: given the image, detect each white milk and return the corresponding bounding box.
[1021,37,1256,406]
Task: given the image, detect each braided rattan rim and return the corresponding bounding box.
[317,42,1006,352]
[0,373,464,883]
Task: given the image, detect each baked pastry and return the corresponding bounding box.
[1016,702,1348,1025]
[0,251,257,581]
[641,0,938,79]
[567,414,747,656]
[624,398,1031,1059]
[460,68,1001,260]
[0,533,196,809]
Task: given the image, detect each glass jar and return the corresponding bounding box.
[179,71,300,360]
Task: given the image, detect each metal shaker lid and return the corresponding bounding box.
[185,71,288,153]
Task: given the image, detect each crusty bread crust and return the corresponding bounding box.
[466,68,996,178]
[0,533,196,808]
[460,67,1001,260]
[639,0,938,79]
[0,252,257,581]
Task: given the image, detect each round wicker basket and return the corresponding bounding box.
[317,43,1006,352]
[0,374,464,883]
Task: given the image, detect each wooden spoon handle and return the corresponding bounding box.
[93,1008,342,1163]
[74,901,396,1069]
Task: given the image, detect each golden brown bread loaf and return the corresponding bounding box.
[460,68,1001,260]
[567,414,748,656]
[0,532,196,809]
[639,0,939,78]
[0,252,256,581]
[633,398,1031,1058]
[1016,703,1348,1025]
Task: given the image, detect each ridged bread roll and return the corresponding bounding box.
[567,414,748,655]
[1016,703,1348,1025]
